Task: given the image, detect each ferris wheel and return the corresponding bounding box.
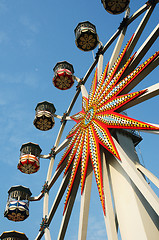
[1,1,159,240]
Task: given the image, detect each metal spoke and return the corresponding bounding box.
[118,82,159,112]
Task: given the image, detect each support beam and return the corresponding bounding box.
[48,169,72,226]
[102,30,121,55]
[42,112,69,240]
[119,5,156,71]
[43,156,55,240]
[55,138,71,155]
[57,167,80,240]
[121,55,159,95]
[101,149,118,240]
[113,136,159,216]
[30,161,67,202]
[108,27,127,72]
[78,159,93,240]
[121,24,159,81]
[136,162,159,189]
[35,231,43,240]
[108,8,130,72]
[127,4,149,25]
[118,83,159,112]
[44,229,51,240]
[35,170,71,240]
[107,132,159,240]
[98,54,103,80]
[48,158,68,191]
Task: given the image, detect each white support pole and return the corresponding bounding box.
[101,149,118,240]
[98,54,103,80]
[48,161,67,191]
[30,160,67,202]
[57,168,81,240]
[136,162,159,189]
[80,84,88,99]
[44,229,51,240]
[119,5,156,71]
[75,76,89,98]
[55,138,71,155]
[118,82,159,112]
[108,28,126,71]
[108,154,149,240]
[48,168,72,226]
[108,8,130,72]
[43,123,68,239]
[78,159,93,240]
[43,123,66,239]
[122,55,159,95]
[128,4,148,24]
[113,136,159,215]
[35,162,71,240]
[43,156,55,240]
[122,23,159,80]
[107,131,159,240]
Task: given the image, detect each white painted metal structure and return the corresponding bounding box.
[30,2,159,239]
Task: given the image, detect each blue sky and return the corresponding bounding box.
[0,0,159,239]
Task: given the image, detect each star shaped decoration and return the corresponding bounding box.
[57,35,159,215]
